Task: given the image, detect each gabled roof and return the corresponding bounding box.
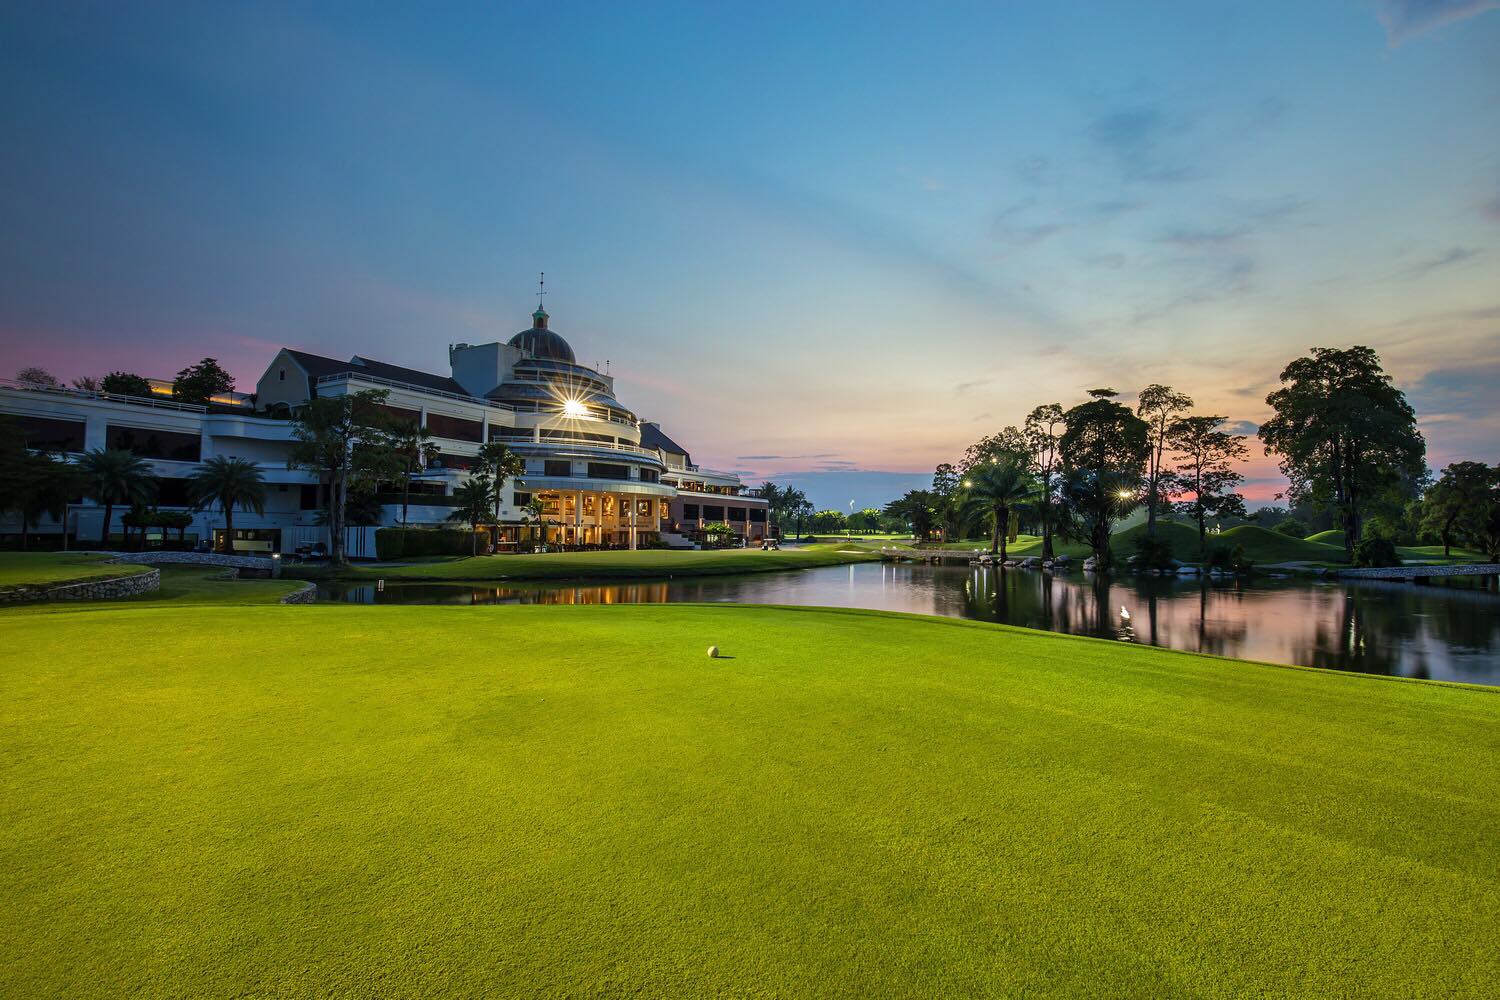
[639,421,691,461]
[283,349,468,397]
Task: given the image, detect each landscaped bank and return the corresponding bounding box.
[300,544,881,582]
[3,604,1496,996]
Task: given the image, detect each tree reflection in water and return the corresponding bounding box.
[319,565,1500,685]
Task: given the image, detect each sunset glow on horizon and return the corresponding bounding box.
[2,1,1496,509]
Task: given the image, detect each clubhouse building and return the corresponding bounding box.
[1,304,768,553]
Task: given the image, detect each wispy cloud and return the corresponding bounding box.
[1087,105,1197,183]
[1377,0,1499,45]
[1156,226,1249,248]
[989,200,1066,250]
[1403,246,1483,277]
[955,378,992,394]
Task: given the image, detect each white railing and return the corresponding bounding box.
[314,372,513,410]
[497,435,663,462]
[0,378,209,413]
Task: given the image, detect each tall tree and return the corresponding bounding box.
[447,475,495,556]
[71,376,100,391]
[884,490,938,541]
[14,366,62,389]
[286,389,399,566]
[475,441,526,525]
[1,452,79,549]
[187,456,267,554]
[1023,403,1065,558]
[961,460,1039,560]
[1259,346,1425,557]
[101,371,154,397]
[962,426,1029,473]
[172,358,235,405]
[1420,461,1497,557]
[1167,415,1250,554]
[754,482,783,535]
[387,420,441,529]
[76,448,158,545]
[1136,384,1193,539]
[931,462,963,540]
[1058,389,1149,570]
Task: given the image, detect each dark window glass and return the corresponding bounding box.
[300,485,322,510]
[19,416,86,453]
[489,424,525,441]
[640,468,659,483]
[702,505,725,520]
[425,412,483,442]
[727,506,746,521]
[379,404,422,427]
[683,503,700,518]
[586,462,629,480]
[514,492,532,507]
[749,508,767,523]
[106,424,201,462]
[156,478,193,506]
[544,460,572,477]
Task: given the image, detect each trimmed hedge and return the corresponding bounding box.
[375,528,482,560]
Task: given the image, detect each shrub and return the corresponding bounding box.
[1352,536,1400,568]
[1274,517,1308,537]
[1131,533,1176,571]
[1205,543,1253,575]
[375,528,478,560]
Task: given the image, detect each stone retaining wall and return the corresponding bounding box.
[279,581,318,604]
[0,568,160,605]
[84,550,282,577]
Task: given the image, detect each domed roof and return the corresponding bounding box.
[507,307,576,363]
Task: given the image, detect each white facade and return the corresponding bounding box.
[1,306,768,552]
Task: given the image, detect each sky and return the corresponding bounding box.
[1,0,1497,511]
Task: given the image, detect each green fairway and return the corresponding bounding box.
[2,605,1496,996]
[1,564,303,613]
[310,544,880,582]
[0,552,149,590]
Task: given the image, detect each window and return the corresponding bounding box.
[278,368,286,382]
[425,412,483,442]
[727,506,746,522]
[300,485,322,510]
[544,460,572,478]
[683,503,700,519]
[379,403,421,427]
[106,424,201,462]
[749,508,767,523]
[430,452,474,471]
[583,495,596,516]
[702,505,725,521]
[514,492,532,507]
[156,478,193,506]
[586,462,629,480]
[640,468,659,483]
[659,500,670,519]
[19,416,85,453]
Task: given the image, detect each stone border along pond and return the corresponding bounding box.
[0,567,160,605]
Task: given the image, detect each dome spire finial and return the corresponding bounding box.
[532,271,549,328]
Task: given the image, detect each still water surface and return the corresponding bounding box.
[318,562,1500,685]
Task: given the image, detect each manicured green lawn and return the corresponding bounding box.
[2,565,303,613]
[2,604,1496,996]
[310,545,881,582]
[0,552,148,590]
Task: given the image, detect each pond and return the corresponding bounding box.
[317,562,1500,686]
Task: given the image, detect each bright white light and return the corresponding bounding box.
[1116,489,1133,500]
[562,399,588,418]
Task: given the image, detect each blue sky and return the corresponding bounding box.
[1,0,1497,509]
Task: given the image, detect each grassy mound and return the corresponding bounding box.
[3,604,1496,996]
[319,546,880,582]
[0,552,150,592]
[1217,524,1349,563]
[1307,529,1343,545]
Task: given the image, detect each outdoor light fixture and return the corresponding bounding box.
[1116,489,1134,499]
[562,398,588,417]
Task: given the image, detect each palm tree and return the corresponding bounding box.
[187,456,267,554]
[76,448,157,547]
[476,441,526,525]
[520,496,547,552]
[3,452,79,549]
[961,460,1039,561]
[388,420,441,529]
[755,481,783,534]
[447,475,494,556]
